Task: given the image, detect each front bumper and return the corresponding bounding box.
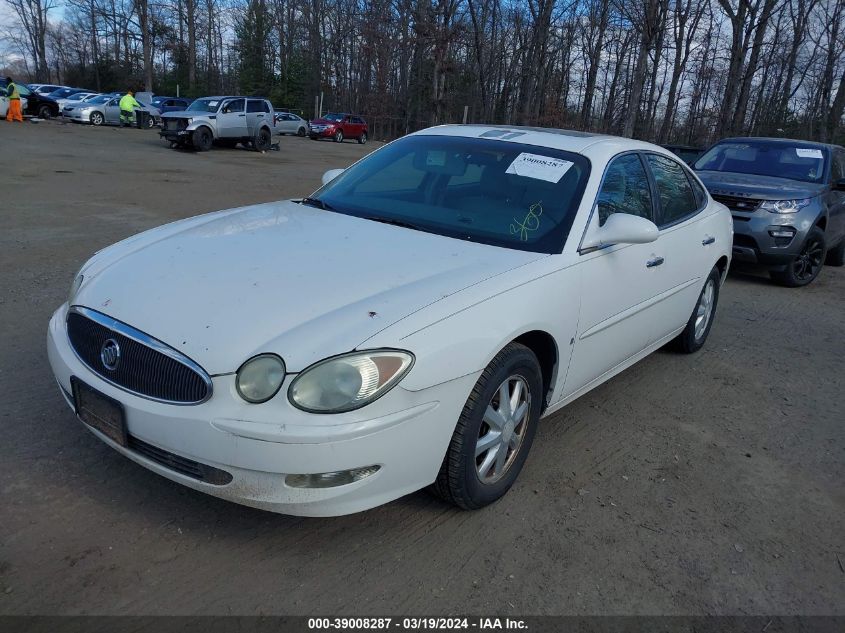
[160,129,192,142]
[308,128,335,138]
[730,204,821,267]
[47,305,475,516]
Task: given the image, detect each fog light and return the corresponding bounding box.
[768,228,796,238]
[285,465,381,489]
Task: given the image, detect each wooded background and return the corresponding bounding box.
[3,0,845,144]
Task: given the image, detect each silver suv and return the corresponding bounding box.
[695,138,845,286]
[160,96,274,152]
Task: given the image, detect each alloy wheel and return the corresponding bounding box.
[694,278,715,341]
[475,375,531,485]
[793,237,824,281]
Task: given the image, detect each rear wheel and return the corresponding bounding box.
[430,343,542,510]
[254,127,272,152]
[89,111,104,126]
[673,266,721,353]
[770,226,826,287]
[334,130,344,143]
[192,126,213,152]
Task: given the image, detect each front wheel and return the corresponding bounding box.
[358,132,367,145]
[770,226,826,287]
[89,111,104,126]
[38,104,53,119]
[333,130,344,143]
[192,126,213,152]
[430,342,542,510]
[673,265,721,353]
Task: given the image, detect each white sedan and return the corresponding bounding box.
[0,94,28,117]
[47,126,732,516]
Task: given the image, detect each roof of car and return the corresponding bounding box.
[720,136,843,150]
[197,95,269,100]
[415,124,667,157]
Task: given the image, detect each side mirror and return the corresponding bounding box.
[834,178,845,192]
[581,212,659,251]
[321,168,345,186]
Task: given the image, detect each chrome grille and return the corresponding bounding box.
[711,194,761,213]
[66,307,212,405]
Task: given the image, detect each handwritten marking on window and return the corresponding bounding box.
[510,201,543,241]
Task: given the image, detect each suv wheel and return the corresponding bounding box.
[770,226,826,287]
[334,130,344,143]
[358,132,367,145]
[192,126,213,152]
[254,127,272,152]
[430,342,542,510]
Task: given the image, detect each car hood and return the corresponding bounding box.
[73,200,545,374]
[309,118,339,126]
[696,170,827,201]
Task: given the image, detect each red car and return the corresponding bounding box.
[308,113,368,144]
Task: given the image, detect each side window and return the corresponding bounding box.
[688,171,709,207]
[263,101,272,113]
[597,154,653,226]
[222,98,244,114]
[831,151,845,183]
[646,154,700,226]
[246,100,263,113]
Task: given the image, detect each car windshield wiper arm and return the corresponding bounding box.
[361,215,433,234]
[300,197,335,211]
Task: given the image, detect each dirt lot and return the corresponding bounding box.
[0,120,843,616]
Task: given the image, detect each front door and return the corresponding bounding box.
[104,98,122,124]
[217,98,246,138]
[562,153,666,399]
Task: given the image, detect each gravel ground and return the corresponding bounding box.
[0,120,843,616]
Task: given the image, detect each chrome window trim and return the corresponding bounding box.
[67,305,213,405]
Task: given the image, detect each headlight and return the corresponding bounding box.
[760,199,811,214]
[289,350,414,413]
[236,353,286,403]
[68,273,84,304]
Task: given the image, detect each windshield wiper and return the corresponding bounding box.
[361,215,432,233]
[300,197,335,211]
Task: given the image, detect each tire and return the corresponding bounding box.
[825,238,845,267]
[254,126,272,152]
[89,111,104,126]
[358,132,367,145]
[297,126,306,137]
[146,115,156,129]
[430,342,542,510]
[38,104,53,119]
[770,226,826,287]
[334,130,344,143]
[192,126,213,152]
[673,265,721,354]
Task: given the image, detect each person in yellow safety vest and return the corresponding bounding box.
[5,77,23,122]
[119,89,142,127]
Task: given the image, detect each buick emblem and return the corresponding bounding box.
[100,338,121,371]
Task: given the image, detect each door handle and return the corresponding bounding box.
[646,256,665,268]
[238,113,245,117]
[702,236,716,245]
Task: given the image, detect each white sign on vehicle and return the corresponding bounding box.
[505,153,574,183]
[796,148,823,159]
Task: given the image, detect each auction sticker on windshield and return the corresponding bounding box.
[796,148,823,159]
[505,153,574,183]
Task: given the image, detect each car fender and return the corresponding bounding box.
[185,120,217,136]
[361,261,581,396]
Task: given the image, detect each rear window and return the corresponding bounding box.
[695,141,828,183]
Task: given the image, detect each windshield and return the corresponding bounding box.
[694,141,828,183]
[311,135,591,253]
[49,88,80,99]
[186,98,220,113]
[323,113,344,122]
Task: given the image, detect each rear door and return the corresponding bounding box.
[246,99,267,135]
[104,97,121,123]
[217,98,247,138]
[826,149,845,245]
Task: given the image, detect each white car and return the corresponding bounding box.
[275,111,308,136]
[0,94,28,117]
[47,126,732,516]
